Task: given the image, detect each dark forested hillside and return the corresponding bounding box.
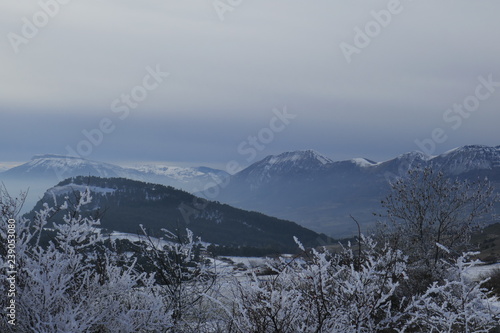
[26,176,330,254]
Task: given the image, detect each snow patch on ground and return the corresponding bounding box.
[463,262,500,281]
[49,184,116,196]
[107,231,212,249]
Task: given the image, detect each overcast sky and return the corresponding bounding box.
[1,0,499,169]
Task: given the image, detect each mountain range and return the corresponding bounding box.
[202,145,500,237]
[1,154,228,191]
[2,145,499,238]
[0,154,228,213]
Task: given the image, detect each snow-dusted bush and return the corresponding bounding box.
[376,166,497,293]
[212,237,499,333]
[401,252,499,333]
[137,227,220,333]
[213,236,408,332]
[0,187,172,332]
[2,184,498,332]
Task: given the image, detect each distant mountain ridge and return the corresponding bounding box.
[2,154,133,179]
[207,145,500,238]
[1,154,228,190]
[0,154,229,213]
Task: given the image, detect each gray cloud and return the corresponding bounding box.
[1,0,499,166]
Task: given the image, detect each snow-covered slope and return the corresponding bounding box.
[430,145,500,175]
[350,158,377,168]
[233,150,333,187]
[2,154,136,179]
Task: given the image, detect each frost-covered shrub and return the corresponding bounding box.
[376,167,497,295]
[214,236,408,332]
[401,252,499,333]
[481,268,500,297]
[212,237,499,333]
[2,184,498,332]
[136,226,221,333]
[0,187,172,333]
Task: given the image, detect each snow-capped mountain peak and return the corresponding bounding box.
[234,150,334,188]
[262,150,333,169]
[5,154,125,178]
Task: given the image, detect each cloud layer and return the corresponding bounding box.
[1,0,499,165]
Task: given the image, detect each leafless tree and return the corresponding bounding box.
[376,166,497,291]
